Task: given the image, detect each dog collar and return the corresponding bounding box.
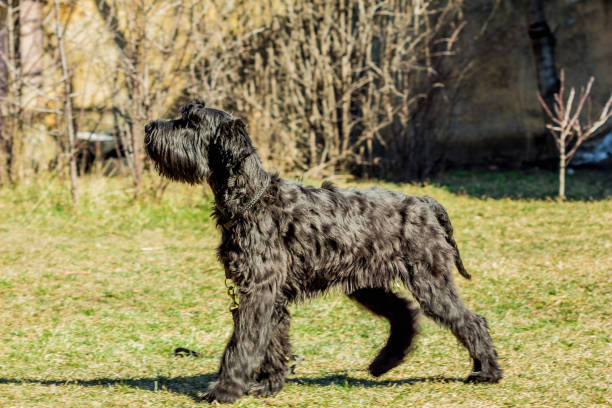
[225,278,239,311]
[218,176,270,230]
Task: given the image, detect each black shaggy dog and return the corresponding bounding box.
[144,101,502,403]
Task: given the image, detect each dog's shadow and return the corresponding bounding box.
[0,375,216,400]
[0,372,465,401]
[287,373,465,387]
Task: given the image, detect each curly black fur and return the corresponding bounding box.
[145,101,502,403]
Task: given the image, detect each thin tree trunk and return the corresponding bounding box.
[525,0,559,115]
[0,24,8,185]
[19,0,44,181]
[54,0,79,204]
[19,0,43,91]
[559,147,566,200]
[559,129,567,200]
[7,0,23,183]
[128,74,144,191]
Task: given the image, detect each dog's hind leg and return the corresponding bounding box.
[249,304,292,397]
[350,288,420,377]
[404,263,502,383]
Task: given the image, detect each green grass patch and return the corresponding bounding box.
[0,171,610,407]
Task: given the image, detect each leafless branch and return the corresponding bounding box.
[537,69,612,199]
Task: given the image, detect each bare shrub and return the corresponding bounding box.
[0,1,30,184]
[186,1,288,170]
[1,0,63,185]
[191,0,466,179]
[537,70,612,199]
[92,0,199,192]
[366,0,466,180]
[53,0,78,203]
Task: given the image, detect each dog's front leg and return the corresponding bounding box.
[248,304,291,397]
[204,288,276,403]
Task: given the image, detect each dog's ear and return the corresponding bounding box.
[179,100,206,120]
[216,118,249,141]
[229,118,248,136]
[190,98,205,107]
[212,118,255,168]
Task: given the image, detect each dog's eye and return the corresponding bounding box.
[179,104,192,117]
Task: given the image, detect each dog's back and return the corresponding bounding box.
[272,180,464,293]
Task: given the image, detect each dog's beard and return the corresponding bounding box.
[145,121,211,184]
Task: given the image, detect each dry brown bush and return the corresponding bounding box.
[1,0,468,187]
[191,0,466,179]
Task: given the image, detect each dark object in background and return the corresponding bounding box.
[75,132,122,174]
[572,131,612,169]
[144,101,502,403]
[173,347,200,358]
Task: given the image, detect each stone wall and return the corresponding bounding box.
[447,0,612,167]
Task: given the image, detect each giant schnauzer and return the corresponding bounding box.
[144,100,502,403]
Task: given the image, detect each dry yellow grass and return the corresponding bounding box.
[0,171,610,407]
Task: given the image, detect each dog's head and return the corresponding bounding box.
[145,100,255,184]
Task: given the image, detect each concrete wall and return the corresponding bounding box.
[447,0,612,167]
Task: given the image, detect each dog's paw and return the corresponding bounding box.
[248,377,285,397]
[200,381,243,404]
[368,350,405,377]
[466,369,502,384]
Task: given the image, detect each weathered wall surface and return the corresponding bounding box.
[447,0,612,167]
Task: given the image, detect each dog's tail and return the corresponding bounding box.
[423,197,471,280]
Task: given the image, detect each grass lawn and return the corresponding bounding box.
[0,170,610,407]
